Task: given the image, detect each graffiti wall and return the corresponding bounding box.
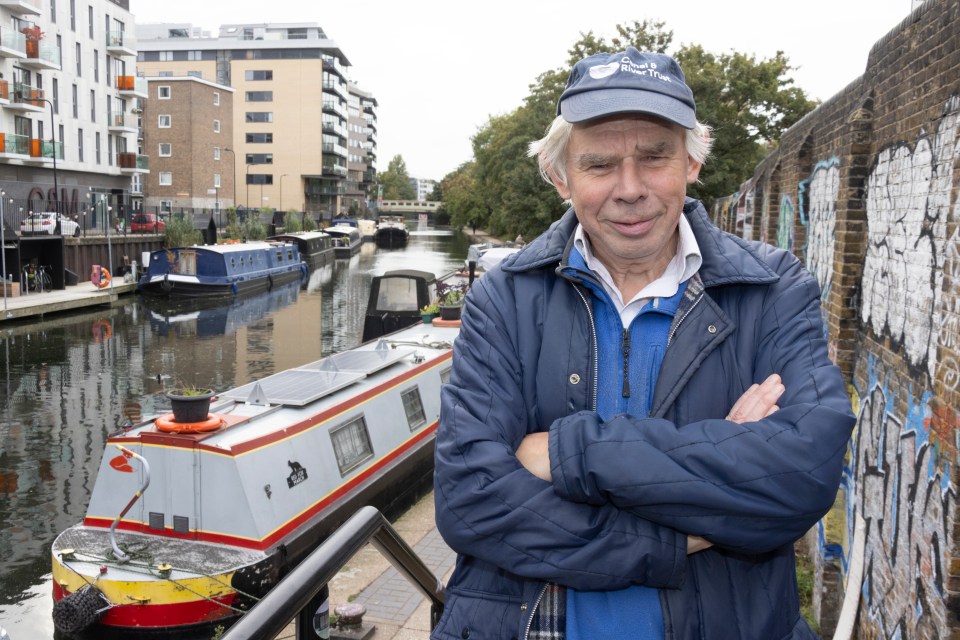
[714,1,960,636]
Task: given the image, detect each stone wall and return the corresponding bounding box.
[711,0,960,636]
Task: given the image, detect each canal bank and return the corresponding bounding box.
[0,281,138,322]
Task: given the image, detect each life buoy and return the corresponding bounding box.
[91,319,112,342]
[96,268,111,289]
[154,413,224,433]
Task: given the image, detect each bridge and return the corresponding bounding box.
[378,200,441,214]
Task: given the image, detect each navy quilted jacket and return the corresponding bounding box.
[433,200,855,640]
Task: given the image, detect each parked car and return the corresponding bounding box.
[19,212,80,237]
[131,213,165,233]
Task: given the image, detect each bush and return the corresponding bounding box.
[302,214,318,231]
[283,210,302,233]
[244,214,267,240]
[164,212,202,248]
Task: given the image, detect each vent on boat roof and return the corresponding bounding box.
[219,369,366,407]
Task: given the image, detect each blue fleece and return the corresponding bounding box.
[565,248,686,640]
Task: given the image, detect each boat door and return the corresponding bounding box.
[177,250,198,275]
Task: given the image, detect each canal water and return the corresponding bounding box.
[0,227,473,639]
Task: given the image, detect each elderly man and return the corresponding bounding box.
[433,48,854,640]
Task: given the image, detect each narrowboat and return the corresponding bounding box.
[357,219,377,243]
[361,269,444,342]
[50,320,459,636]
[268,231,335,273]
[374,215,410,249]
[324,225,362,259]
[138,241,308,298]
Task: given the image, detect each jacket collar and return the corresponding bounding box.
[502,198,780,288]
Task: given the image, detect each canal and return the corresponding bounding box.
[0,227,473,639]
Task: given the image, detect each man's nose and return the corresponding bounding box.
[614,159,647,202]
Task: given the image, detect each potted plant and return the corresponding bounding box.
[437,281,467,321]
[420,302,439,325]
[165,383,215,423]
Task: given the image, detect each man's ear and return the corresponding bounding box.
[551,171,571,200]
[686,157,702,185]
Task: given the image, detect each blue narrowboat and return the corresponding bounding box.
[138,241,308,298]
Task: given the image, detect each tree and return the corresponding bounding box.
[377,155,416,200]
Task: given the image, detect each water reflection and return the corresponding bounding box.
[0,228,472,638]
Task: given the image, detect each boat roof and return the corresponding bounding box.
[325,225,360,234]
[269,231,331,241]
[162,241,294,255]
[375,269,436,283]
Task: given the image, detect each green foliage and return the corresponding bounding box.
[795,546,820,633]
[223,207,243,240]
[302,212,318,231]
[438,19,816,240]
[163,211,202,248]
[283,209,302,233]
[244,212,267,240]
[377,155,417,200]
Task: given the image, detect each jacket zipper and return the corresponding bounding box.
[666,292,704,348]
[621,328,631,398]
[572,284,599,411]
[522,583,549,640]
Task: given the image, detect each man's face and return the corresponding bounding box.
[555,114,702,278]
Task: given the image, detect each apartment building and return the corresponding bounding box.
[142,76,234,213]
[410,177,436,202]
[136,22,378,220]
[0,0,147,225]
[345,82,376,215]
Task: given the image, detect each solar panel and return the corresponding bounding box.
[301,347,415,375]
[220,369,366,407]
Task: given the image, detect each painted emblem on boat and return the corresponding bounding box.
[287,460,308,488]
[108,452,134,473]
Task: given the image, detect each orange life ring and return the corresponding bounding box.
[154,413,224,433]
[92,319,113,342]
[97,268,111,289]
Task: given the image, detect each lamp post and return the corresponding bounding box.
[245,163,253,214]
[1,190,8,312]
[32,97,60,228]
[222,147,236,228]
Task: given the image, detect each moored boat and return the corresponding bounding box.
[268,231,335,273]
[324,224,362,259]
[50,320,459,636]
[357,219,377,243]
[374,215,409,249]
[138,241,308,298]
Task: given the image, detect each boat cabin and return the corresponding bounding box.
[362,269,438,342]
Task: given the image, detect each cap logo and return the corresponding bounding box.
[587,56,673,84]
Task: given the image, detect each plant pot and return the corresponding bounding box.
[439,304,462,321]
[166,389,215,423]
[420,312,435,325]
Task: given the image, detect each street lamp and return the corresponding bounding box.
[1,191,9,311]
[30,97,60,228]
[222,147,236,228]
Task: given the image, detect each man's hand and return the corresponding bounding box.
[726,374,784,424]
[516,431,551,481]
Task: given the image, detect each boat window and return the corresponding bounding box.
[440,367,452,385]
[239,256,245,267]
[231,257,237,269]
[288,249,294,260]
[331,416,374,475]
[376,278,420,312]
[401,387,426,431]
[276,250,284,262]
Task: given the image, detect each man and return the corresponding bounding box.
[433,48,855,639]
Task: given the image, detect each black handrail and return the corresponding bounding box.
[222,505,446,639]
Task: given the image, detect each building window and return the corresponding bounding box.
[158,143,172,157]
[330,416,373,475]
[245,91,273,102]
[159,51,173,61]
[90,89,96,121]
[160,200,172,212]
[214,174,221,188]
[245,133,273,143]
[159,172,172,186]
[213,91,220,106]
[76,42,82,75]
[72,84,78,118]
[50,0,56,21]
[244,70,273,81]
[246,153,273,165]
[213,119,220,133]
[158,114,171,128]
[401,387,427,431]
[187,50,201,61]
[245,112,273,123]
[95,131,101,163]
[70,0,76,30]
[52,79,59,113]
[246,174,273,185]
[93,50,99,81]
[158,86,170,99]
[213,147,221,160]
[77,128,84,161]
[89,5,94,39]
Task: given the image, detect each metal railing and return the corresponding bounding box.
[222,506,445,639]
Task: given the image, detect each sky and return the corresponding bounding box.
[130,0,920,181]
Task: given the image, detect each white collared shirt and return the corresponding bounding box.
[573,214,702,327]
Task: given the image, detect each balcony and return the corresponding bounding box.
[321,163,347,178]
[108,112,138,133]
[25,138,63,162]
[0,133,30,157]
[321,142,348,158]
[118,152,150,174]
[8,83,45,112]
[321,120,346,139]
[0,80,8,105]
[322,99,346,119]
[0,26,26,58]
[0,0,41,16]
[115,75,148,98]
[106,30,136,57]
[321,78,348,101]
[22,40,60,70]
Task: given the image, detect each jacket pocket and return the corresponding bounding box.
[431,587,523,640]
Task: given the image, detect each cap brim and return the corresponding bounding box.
[560,89,696,128]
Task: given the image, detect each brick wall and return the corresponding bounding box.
[712,0,960,636]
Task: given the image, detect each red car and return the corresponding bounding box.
[131,213,165,233]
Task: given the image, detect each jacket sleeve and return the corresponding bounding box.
[434,273,687,591]
[549,259,856,554]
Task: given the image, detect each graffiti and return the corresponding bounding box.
[25,187,83,216]
[852,357,956,639]
[860,98,960,381]
[735,185,755,240]
[777,194,794,251]
[799,159,840,307]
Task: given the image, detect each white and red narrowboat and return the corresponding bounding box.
[50,320,458,636]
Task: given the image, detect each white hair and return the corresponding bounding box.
[528,115,713,188]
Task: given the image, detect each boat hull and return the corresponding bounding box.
[374,228,409,248]
[139,266,304,298]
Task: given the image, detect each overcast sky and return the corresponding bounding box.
[130,0,919,181]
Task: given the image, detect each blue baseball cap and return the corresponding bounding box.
[558,48,696,128]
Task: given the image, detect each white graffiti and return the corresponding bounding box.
[804,161,840,303]
[861,99,960,380]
